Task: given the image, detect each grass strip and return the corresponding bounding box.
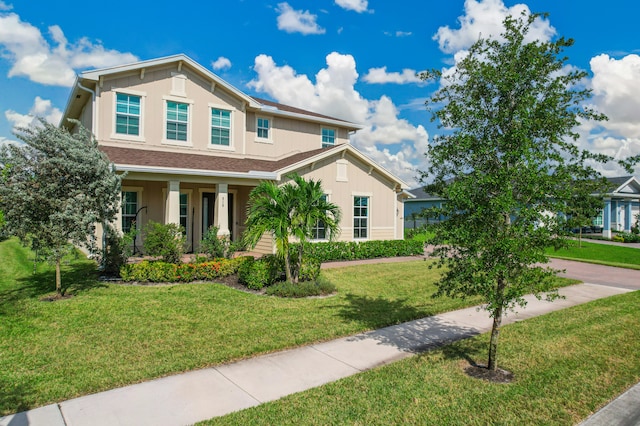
[202,290,640,425]
[546,240,640,270]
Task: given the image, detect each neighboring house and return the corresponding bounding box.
[404,186,445,229]
[60,54,410,254]
[405,176,640,237]
[600,176,640,238]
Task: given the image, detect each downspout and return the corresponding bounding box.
[77,81,106,268]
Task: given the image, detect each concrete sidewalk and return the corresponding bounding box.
[1,282,632,426]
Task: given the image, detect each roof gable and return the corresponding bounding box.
[608,175,640,195]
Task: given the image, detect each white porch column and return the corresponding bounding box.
[603,198,611,239]
[215,183,230,237]
[166,180,180,225]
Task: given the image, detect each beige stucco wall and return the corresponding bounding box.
[93,62,350,161]
[294,151,402,242]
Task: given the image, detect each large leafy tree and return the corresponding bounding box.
[420,13,632,373]
[0,119,122,295]
[243,173,341,283]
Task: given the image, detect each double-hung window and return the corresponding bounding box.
[211,108,231,146]
[179,193,189,235]
[166,101,188,141]
[312,195,328,240]
[353,196,369,239]
[321,128,335,148]
[115,93,141,136]
[257,117,270,140]
[121,191,138,234]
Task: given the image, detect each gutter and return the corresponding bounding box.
[115,164,277,180]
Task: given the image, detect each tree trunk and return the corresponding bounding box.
[488,277,506,371]
[578,227,583,248]
[55,259,62,296]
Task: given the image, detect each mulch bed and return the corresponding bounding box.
[464,364,514,383]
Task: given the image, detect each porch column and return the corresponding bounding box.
[625,200,632,232]
[215,183,230,237]
[603,198,611,239]
[166,180,180,225]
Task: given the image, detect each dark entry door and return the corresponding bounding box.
[202,192,234,239]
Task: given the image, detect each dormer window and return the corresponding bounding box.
[256,117,271,141]
[322,127,335,148]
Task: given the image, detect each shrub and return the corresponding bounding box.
[611,234,625,243]
[143,221,186,264]
[266,276,336,298]
[297,256,321,282]
[238,255,285,290]
[119,257,246,283]
[200,226,234,259]
[101,225,135,276]
[617,232,640,243]
[293,239,424,263]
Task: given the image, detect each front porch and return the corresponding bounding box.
[117,178,266,254]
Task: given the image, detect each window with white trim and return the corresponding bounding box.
[115,93,141,136]
[121,191,138,233]
[311,195,328,240]
[179,193,189,235]
[353,196,369,239]
[321,128,335,148]
[166,101,188,141]
[257,117,270,140]
[211,108,231,146]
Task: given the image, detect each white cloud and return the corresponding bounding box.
[5,96,63,131]
[276,3,325,35]
[335,0,369,13]
[248,53,428,185]
[212,56,232,71]
[363,67,422,84]
[0,11,137,87]
[0,136,19,147]
[0,1,12,11]
[433,0,555,54]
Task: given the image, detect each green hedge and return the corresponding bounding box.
[119,256,249,283]
[292,239,424,263]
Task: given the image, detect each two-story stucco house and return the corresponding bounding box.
[60,54,410,253]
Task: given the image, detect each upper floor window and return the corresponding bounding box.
[166,101,188,141]
[257,117,270,140]
[115,93,140,136]
[322,128,335,148]
[211,108,231,146]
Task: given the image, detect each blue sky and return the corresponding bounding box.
[1,0,639,186]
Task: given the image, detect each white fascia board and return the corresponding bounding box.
[80,54,260,109]
[603,192,640,200]
[275,144,410,190]
[613,176,640,194]
[259,107,363,130]
[116,164,276,180]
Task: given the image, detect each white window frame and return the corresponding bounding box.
[321,127,336,148]
[120,186,144,234]
[255,116,272,143]
[353,195,370,240]
[111,89,146,142]
[311,192,332,241]
[162,95,194,146]
[209,103,234,151]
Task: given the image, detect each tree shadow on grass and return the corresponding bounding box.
[332,293,484,355]
[0,376,33,418]
[336,293,434,330]
[0,260,106,308]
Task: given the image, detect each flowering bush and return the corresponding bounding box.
[120,256,249,283]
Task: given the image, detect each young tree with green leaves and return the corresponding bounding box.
[0,119,122,295]
[243,174,341,283]
[420,12,634,373]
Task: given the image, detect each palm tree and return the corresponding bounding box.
[243,174,341,283]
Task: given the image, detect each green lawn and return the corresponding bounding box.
[202,290,640,425]
[0,238,489,415]
[546,240,640,270]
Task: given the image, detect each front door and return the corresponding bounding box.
[202,192,234,239]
